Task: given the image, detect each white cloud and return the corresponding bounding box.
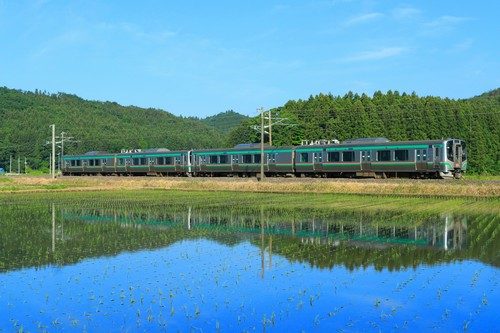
[392,6,421,20]
[344,47,406,62]
[424,15,472,34]
[98,22,177,43]
[343,12,383,27]
[452,38,474,52]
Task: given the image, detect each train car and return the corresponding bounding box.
[62,149,191,176]
[62,138,467,179]
[293,138,466,178]
[191,144,294,177]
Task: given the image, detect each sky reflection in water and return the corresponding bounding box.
[0,204,498,332]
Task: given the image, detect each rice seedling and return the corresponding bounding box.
[0,190,497,332]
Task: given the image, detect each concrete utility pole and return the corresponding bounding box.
[9,155,12,174]
[268,109,272,146]
[55,131,76,174]
[24,157,27,174]
[50,124,56,179]
[260,107,265,181]
[17,157,20,174]
[60,132,64,171]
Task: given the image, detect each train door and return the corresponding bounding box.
[433,146,441,169]
[416,149,428,171]
[446,140,464,170]
[453,143,463,169]
[232,154,240,173]
[361,150,372,171]
[313,151,323,172]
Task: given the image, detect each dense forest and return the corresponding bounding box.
[228,89,500,174]
[1,86,498,174]
[195,110,249,134]
[0,87,224,170]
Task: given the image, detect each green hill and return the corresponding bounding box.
[469,88,500,102]
[228,90,500,174]
[194,110,249,134]
[0,87,224,170]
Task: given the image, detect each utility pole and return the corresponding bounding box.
[60,132,64,171]
[46,130,77,177]
[251,108,294,181]
[17,157,20,174]
[24,157,27,174]
[9,155,12,174]
[268,109,272,146]
[260,107,265,181]
[51,124,56,179]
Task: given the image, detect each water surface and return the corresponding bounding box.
[0,199,498,332]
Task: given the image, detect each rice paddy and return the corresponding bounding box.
[0,192,498,332]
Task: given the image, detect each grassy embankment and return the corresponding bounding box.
[0,175,499,215]
[0,175,499,197]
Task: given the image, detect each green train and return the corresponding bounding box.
[62,138,467,179]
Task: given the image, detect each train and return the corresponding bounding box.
[62,138,467,179]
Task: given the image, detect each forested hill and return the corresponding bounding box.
[0,87,224,169]
[228,90,500,174]
[469,88,500,101]
[198,110,249,134]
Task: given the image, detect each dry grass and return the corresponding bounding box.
[1,175,499,198]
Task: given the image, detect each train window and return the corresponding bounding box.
[422,150,427,161]
[140,158,147,165]
[232,155,239,163]
[243,155,252,163]
[175,157,181,164]
[117,158,125,166]
[434,148,440,159]
[462,142,467,161]
[210,155,218,164]
[342,151,354,162]
[219,155,228,164]
[377,150,391,162]
[327,152,340,162]
[394,150,409,161]
[300,152,309,163]
[253,154,261,164]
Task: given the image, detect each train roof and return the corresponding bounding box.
[295,138,454,150]
[64,149,188,159]
[64,138,464,158]
[191,145,295,154]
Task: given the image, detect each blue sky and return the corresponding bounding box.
[0,1,498,117]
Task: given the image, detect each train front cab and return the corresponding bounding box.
[440,139,467,179]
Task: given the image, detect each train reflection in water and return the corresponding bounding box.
[60,207,467,252]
